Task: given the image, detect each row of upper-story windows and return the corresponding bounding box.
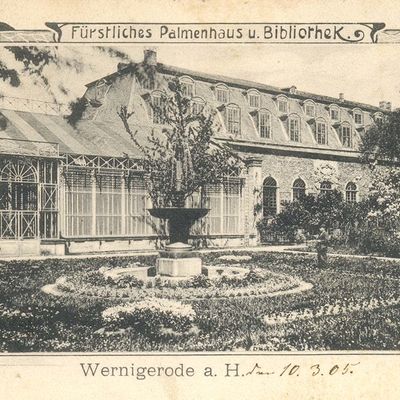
[142,75,384,127]
[149,85,383,147]
[150,91,358,148]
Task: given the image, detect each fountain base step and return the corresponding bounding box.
[157,257,202,277]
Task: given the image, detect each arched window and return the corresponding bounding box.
[247,89,260,108]
[258,109,271,138]
[346,182,357,203]
[288,114,300,142]
[151,91,164,124]
[320,181,332,195]
[179,76,195,97]
[263,177,278,216]
[225,104,241,135]
[315,118,328,145]
[304,100,315,117]
[215,83,229,103]
[292,178,306,200]
[340,122,352,148]
[0,159,40,239]
[277,95,288,113]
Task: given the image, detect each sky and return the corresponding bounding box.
[0,44,399,109]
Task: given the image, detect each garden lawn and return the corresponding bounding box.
[1,251,400,351]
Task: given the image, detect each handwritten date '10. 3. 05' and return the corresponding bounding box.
[225,362,361,377]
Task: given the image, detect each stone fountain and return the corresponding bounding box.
[148,207,209,277]
[148,154,210,277]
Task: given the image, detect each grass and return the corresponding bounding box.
[1,251,400,351]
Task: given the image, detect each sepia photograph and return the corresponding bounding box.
[1,41,400,354]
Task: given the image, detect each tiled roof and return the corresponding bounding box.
[87,61,383,113]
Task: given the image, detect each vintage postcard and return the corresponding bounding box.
[1,0,400,399]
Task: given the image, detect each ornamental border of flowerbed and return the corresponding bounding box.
[44,266,306,301]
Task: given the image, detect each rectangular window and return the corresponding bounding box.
[125,176,152,236]
[64,170,93,237]
[316,121,327,145]
[278,99,288,113]
[289,118,300,142]
[182,83,194,97]
[354,112,363,124]
[216,88,228,103]
[259,111,271,138]
[192,101,203,115]
[249,94,260,108]
[140,78,154,90]
[96,174,123,236]
[63,169,153,238]
[305,103,315,117]
[341,125,352,147]
[330,108,339,120]
[197,179,242,235]
[226,106,241,135]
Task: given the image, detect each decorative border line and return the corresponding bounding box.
[0,22,397,44]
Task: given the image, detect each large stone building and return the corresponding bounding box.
[0,49,389,256]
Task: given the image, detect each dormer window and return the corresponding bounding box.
[192,97,205,115]
[330,105,340,121]
[277,96,288,113]
[304,100,315,117]
[258,109,271,139]
[248,89,260,108]
[215,83,229,103]
[353,109,363,125]
[374,112,383,124]
[140,76,155,90]
[94,79,108,101]
[340,122,352,148]
[225,104,241,135]
[180,76,194,97]
[288,114,300,142]
[315,119,328,145]
[151,90,164,124]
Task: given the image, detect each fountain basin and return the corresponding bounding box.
[148,208,209,244]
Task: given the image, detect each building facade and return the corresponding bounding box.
[0,49,388,256]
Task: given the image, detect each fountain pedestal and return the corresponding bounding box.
[156,242,202,277]
[149,208,209,277]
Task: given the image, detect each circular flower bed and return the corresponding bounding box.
[47,263,306,301]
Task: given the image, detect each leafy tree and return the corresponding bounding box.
[117,77,241,208]
[360,110,400,164]
[0,46,132,123]
[0,61,20,87]
[258,190,369,241]
[367,167,400,229]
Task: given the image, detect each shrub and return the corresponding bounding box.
[188,274,212,288]
[82,270,111,286]
[114,275,144,289]
[244,269,264,284]
[357,229,400,257]
[102,299,196,337]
